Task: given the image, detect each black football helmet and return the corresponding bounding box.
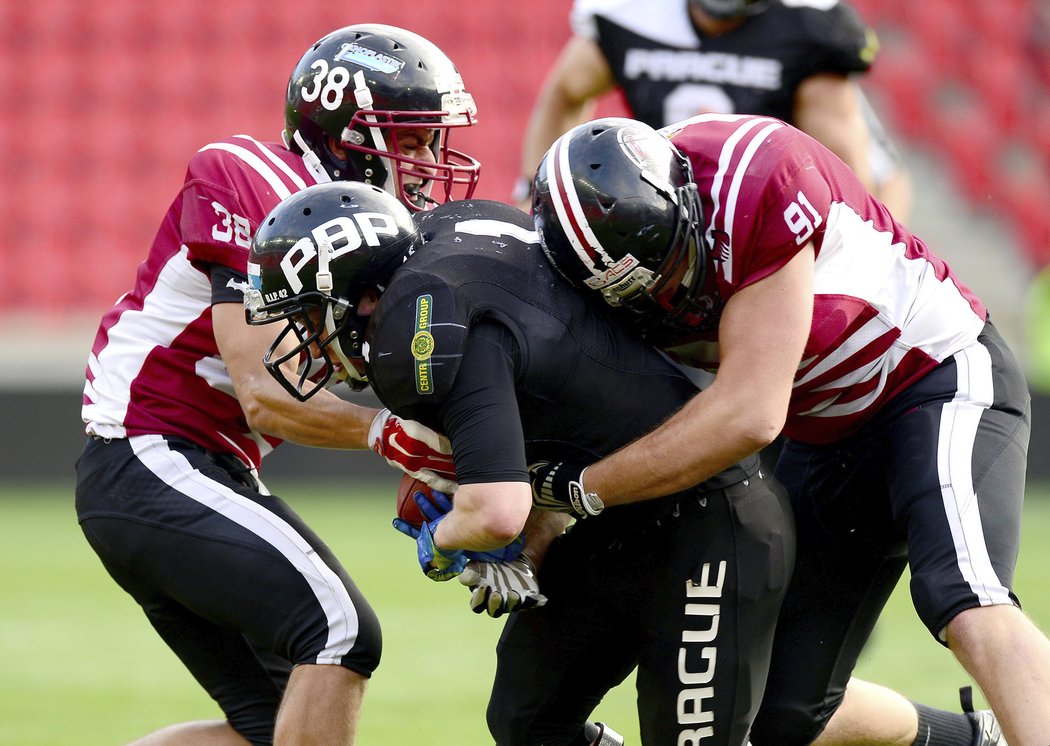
[532,117,717,338]
[689,0,771,20]
[245,182,420,400]
[284,24,480,210]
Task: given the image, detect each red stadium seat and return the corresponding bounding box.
[959,50,1031,135]
[868,40,940,142]
[930,97,1003,205]
[896,0,968,76]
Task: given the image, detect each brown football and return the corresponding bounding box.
[395,473,444,528]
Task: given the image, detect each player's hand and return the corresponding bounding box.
[458,554,547,617]
[528,461,604,519]
[369,409,459,493]
[393,489,525,564]
[393,513,467,582]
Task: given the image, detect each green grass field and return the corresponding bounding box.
[3,480,1049,745]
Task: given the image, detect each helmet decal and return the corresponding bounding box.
[334,42,406,75]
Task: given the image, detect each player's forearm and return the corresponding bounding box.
[520,509,571,568]
[243,385,377,449]
[585,388,778,505]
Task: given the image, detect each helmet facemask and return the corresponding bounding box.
[245,286,369,402]
[338,103,481,210]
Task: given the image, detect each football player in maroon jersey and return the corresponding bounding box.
[513,0,912,221]
[75,24,475,746]
[530,117,1041,744]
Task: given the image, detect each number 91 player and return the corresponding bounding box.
[75,24,474,745]
[531,116,1040,743]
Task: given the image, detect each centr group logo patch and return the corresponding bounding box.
[413,294,434,394]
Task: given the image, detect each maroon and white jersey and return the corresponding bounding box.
[82,135,325,469]
[663,114,986,444]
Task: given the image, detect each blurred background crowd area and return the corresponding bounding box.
[0,0,1048,389]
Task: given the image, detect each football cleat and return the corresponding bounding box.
[960,686,1008,746]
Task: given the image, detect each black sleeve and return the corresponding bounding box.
[210,265,248,305]
[439,318,529,486]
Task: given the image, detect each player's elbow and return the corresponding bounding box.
[475,501,530,546]
[734,408,784,452]
[457,482,532,546]
[239,389,279,433]
[238,383,297,438]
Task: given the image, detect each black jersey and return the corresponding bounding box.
[366,199,757,523]
[576,0,875,126]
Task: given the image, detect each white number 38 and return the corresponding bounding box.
[300,60,351,111]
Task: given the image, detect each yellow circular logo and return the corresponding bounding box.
[411,331,435,360]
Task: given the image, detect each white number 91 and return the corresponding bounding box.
[783,190,823,246]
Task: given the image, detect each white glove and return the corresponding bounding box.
[458,555,547,618]
[368,409,459,493]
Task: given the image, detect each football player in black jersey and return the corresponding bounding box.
[513,0,911,220]
[246,181,795,746]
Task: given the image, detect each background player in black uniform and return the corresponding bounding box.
[513,0,911,219]
[246,182,795,746]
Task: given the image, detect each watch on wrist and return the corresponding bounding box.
[568,468,605,517]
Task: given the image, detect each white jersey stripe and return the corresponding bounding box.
[936,340,1011,617]
[706,117,781,279]
[83,247,211,438]
[723,121,783,269]
[550,133,617,274]
[232,134,310,191]
[198,142,295,200]
[131,434,359,664]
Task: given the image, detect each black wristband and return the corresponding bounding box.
[529,461,604,518]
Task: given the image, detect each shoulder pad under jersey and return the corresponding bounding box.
[365,274,469,414]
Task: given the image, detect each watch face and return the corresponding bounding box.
[568,481,605,517]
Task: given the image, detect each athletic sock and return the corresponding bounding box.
[911,703,978,746]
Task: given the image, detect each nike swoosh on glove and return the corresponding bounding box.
[369,408,459,493]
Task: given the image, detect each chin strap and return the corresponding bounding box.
[289,129,332,184]
[353,70,397,195]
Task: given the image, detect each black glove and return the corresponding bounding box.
[528,461,605,519]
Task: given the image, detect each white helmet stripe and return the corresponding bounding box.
[548,133,617,278]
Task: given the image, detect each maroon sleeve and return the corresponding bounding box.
[177,141,295,273]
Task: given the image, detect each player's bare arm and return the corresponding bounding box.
[213,301,377,448]
[431,480,533,553]
[586,244,815,505]
[794,73,874,192]
[515,35,615,207]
